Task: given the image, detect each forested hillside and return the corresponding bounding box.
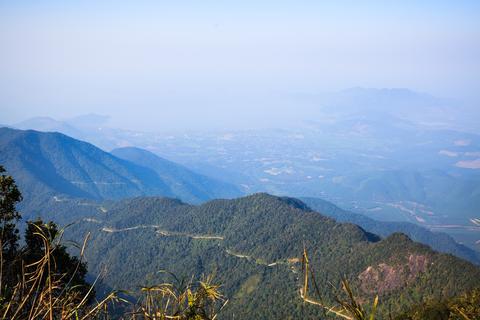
[65,193,480,319]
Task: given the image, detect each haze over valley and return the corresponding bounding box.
[7,87,480,251]
[1,1,480,319]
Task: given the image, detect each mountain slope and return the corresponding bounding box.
[0,127,174,208]
[301,197,480,265]
[0,128,240,217]
[67,193,480,319]
[111,147,241,204]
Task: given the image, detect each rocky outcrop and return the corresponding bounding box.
[358,254,429,294]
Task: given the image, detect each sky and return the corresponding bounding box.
[1,1,479,131]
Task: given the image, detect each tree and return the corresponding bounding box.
[0,165,22,293]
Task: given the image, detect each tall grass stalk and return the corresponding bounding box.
[0,222,226,319]
[301,247,378,320]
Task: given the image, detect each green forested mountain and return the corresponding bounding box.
[65,193,480,319]
[0,127,168,201]
[0,128,241,217]
[302,197,480,265]
[111,147,241,204]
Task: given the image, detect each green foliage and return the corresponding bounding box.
[395,288,480,320]
[0,165,22,260]
[64,194,480,319]
[0,164,23,297]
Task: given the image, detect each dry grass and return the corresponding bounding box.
[0,223,226,320]
[129,273,227,320]
[0,223,125,320]
[300,247,378,320]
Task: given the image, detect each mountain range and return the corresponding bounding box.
[64,193,480,319]
[1,126,479,317]
[2,126,479,265]
[301,197,480,265]
[0,127,241,214]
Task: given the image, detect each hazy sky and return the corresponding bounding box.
[1,1,479,130]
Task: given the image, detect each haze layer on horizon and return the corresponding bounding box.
[1,1,479,131]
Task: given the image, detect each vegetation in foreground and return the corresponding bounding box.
[1,165,226,319]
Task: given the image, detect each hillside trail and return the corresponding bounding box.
[97,222,301,268]
[96,221,313,303]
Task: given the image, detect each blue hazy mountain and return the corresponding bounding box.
[0,127,172,204]
[9,89,480,249]
[0,127,241,211]
[301,197,480,265]
[311,87,464,130]
[14,116,85,139]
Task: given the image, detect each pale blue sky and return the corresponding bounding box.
[1,1,479,130]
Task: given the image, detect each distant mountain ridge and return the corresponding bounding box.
[111,147,241,203]
[0,127,241,213]
[0,127,172,205]
[301,197,480,265]
[316,87,454,125]
[14,116,85,139]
